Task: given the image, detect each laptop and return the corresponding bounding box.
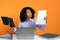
[1,16,15,27]
[16,27,35,39]
[1,16,16,38]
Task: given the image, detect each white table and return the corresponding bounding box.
[0,34,60,40]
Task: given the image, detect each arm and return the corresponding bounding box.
[12,23,22,32]
[36,16,47,30]
[36,24,46,30]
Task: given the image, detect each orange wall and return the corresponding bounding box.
[0,0,60,35]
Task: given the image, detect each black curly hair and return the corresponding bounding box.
[20,7,35,22]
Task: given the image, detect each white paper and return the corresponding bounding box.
[36,10,47,24]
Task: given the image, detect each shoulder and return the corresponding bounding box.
[19,21,26,26]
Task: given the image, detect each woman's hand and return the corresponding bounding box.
[44,16,48,23]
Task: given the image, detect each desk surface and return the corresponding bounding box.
[0,34,60,40]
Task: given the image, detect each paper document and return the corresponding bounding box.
[36,10,47,24]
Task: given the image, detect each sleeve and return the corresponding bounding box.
[36,24,46,30]
[35,19,46,30]
[13,27,17,32]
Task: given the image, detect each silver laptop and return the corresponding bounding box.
[16,27,35,39]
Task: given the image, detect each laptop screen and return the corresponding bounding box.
[1,16,9,25]
[8,18,15,27]
[1,16,15,27]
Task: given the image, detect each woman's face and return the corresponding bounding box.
[26,9,32,18]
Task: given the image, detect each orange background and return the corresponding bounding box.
[0,0,60,35]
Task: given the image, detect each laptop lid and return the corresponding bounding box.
[16,28,35,39]
[1,16,9,25]
[8,18,15,27]
[1,16,15,27]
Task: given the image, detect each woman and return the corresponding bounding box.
[19,7,36,28]
[18,7,47,29]
[12,7,47,38]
